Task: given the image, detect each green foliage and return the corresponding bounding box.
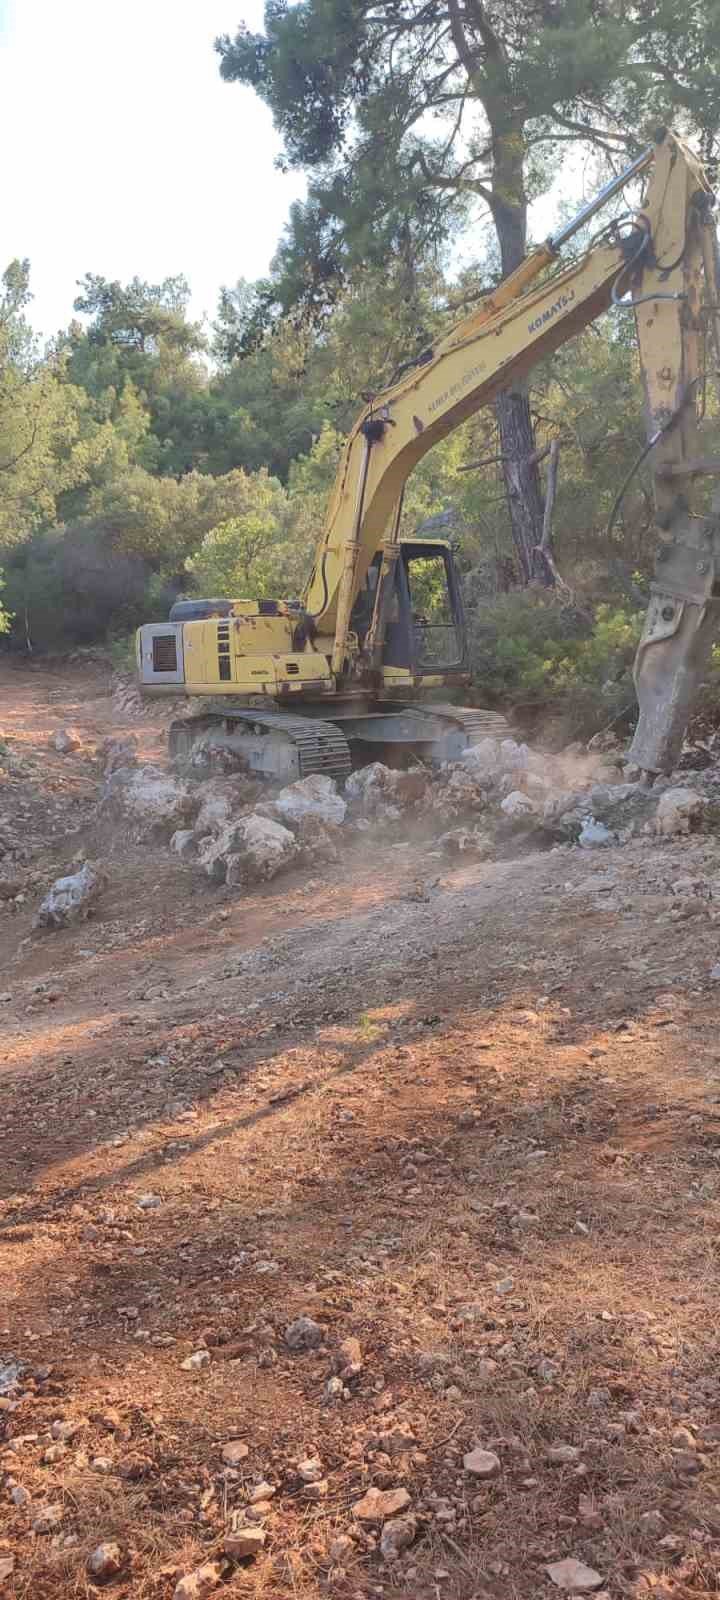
[3,523,155,653]
[216,0,720,329]
[185,470,294,598]
[468,592,643,740]
[185,433,337,600]
[0,570,12,637]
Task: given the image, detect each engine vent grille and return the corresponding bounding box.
[152,634,178,673]
[218,621,231,682]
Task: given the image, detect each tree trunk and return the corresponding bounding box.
[490,126,552,586]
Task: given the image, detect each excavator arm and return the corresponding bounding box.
[304,128,719,771]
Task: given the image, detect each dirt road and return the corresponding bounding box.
[2,659,720,1599]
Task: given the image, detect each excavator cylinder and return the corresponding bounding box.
[549,145,653,252]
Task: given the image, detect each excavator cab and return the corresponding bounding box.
[351,539,468,677]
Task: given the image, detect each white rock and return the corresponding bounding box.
[42,1442,67,1464]
[200,813,297,885]
[499,738,530,775]
[654,786,706,837]
[170,828,195,858]
[248,1481,275,1503]
[578,817,614,848]
[192,778,244,838]
[463,1447,501,1478]
[223,1521,266,1559]
[222,1439,249,1465]
[301,1477,329,1500]
[173,1562,223,1600]
[353,1486,412,1521]
[380,1514,417,1559]
[297,1455,323,1483]
[500,790,538,820]
[104,765,192,832]
[51,1418,83,1441]
[345,762,393,807]
[546,1558,603,1591]
[273,774,346,827]
[52,727,81,753]
[180,1350,210,1371]
[87,1542,124,1581]
[35,862,105,929]
[459,738,501,778]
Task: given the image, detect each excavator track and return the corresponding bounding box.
[169,708,352,783]
[427,704,513,742]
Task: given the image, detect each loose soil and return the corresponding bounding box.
[2,658,720,1600]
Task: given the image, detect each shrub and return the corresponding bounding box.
[468,590,643,743]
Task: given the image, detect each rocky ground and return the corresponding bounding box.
[2,658,720,1600]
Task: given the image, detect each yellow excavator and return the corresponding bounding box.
[137,127,720,782]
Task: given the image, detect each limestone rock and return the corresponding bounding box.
[459,738,501,779]
[173,1562,223,1600]
[170,828,195,859]
[352,1486,411,1522]
[103,764,192,833]
[52,727,81,753]
[546,1558,603,1591]
[223,1520,266,1560]
[332,1335,363,1378]
[499,738,530,775]
[380,1514,417,1559]
[180,1349,210,1371]
[87,1542,125,1582]
[463,1447,500,1478]
[655,786,706,836]
[273,774,346,828]
[578,818,614,848]
[200,813,297,885]
[222,1439,249,1466]
[35,861,106,929]
[500,790,538,821]
[191,777,248,838]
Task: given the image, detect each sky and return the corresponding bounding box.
[0,1,617,348]
[0,0,306,340]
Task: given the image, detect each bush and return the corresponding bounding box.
[468,591,643,744]
[2,524,167,653]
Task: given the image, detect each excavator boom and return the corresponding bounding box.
[138,128,720,777]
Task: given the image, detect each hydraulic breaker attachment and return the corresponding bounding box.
[629,503,720,774]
